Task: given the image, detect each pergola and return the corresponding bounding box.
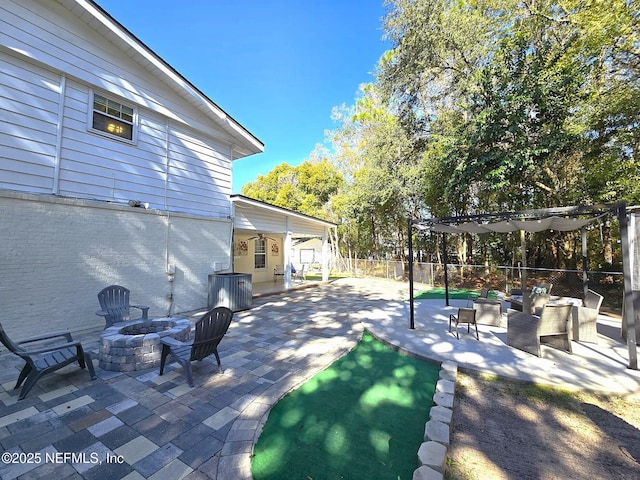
[407,202,639,370]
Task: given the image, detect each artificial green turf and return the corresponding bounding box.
[413,287,497,300]
[251,331,439,480]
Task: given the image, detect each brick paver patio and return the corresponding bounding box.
[0,279,409,480]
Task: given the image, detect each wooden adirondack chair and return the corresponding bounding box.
[159,307,233,387]
[0,323,96,400]
[96,285,149,328]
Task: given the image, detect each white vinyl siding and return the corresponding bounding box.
[167,127,231,215]
[0,0,238,218]
[234,205,329,238]
[0,51,59,193]
[1,0,250,150]
[57,82,168,206]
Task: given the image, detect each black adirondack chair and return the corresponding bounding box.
[0,323,96,400]
[96,285,149,328]
[159,307,233,387]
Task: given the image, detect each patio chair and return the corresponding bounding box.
[449,307,478,340]
[571,289,604,343]
[0,322,96,400]
[510,283,552,314]
[274,265,285,282]
[96,285,149,328]
[507,303,572,357]
[292,264,306,283]
[159,306,233,387]
[473,297,503,326]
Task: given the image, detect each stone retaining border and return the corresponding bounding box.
[413,360,458,480]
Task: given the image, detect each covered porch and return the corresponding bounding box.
[230,195,336,290]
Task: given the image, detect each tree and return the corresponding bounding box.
[321,83,428,258]
[241,159,344,219]
[378,0,640,268]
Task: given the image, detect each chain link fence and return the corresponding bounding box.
[332,258,623,313]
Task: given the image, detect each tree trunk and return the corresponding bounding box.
[602,220,613,265]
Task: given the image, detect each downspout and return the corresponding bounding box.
[166,211,174,317]
[164,120,170,210]
[229,201,235,273]
[52,74,67,194]
[229,144,235,272]
[164,121,174,315]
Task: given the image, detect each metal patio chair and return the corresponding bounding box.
[292,264,306,283]
[449,307,479,340]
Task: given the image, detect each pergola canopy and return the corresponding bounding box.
[407,203,638,370]
[415,204,614,234]
[426,215,604,234]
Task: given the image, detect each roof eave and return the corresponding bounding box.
[70,0,264,157]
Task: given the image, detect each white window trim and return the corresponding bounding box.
[254,238,267,270]
[87,90,138,144]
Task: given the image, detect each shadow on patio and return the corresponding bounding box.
[1,278,638,480]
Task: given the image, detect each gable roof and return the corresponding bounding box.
[63,0,264,159]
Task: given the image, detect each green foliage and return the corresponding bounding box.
[241,159,344,219]
[375,0,639,267]
[243,0,639,267]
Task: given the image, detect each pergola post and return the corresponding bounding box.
[582,226,588,299]
[619,202,638,369]
[442,233,450,306]
[408,218,415,329]
[520,230,527,292]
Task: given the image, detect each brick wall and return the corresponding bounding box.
[0,191,232,338]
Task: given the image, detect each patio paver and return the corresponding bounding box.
[1,278,638,480]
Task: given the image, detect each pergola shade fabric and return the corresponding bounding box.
[427,215,603,234]
[408,203,638,370]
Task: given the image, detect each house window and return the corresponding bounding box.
[254,239,266,269]
[90,92,135,141]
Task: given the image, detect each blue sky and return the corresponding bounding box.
[97,0,391,192]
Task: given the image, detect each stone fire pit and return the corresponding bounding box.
[99,318,191,372]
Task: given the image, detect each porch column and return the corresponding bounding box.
[322,227,330,282]
[284,216,292,289]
